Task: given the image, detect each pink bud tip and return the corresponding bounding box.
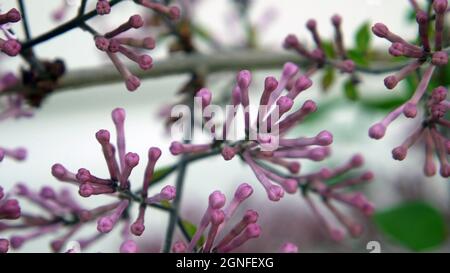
[209,191,226,209]
[302,100,317,113]
[221,146,236,161]
[1,40,21,56]
[433,0,448,13]
[403,102,417,118]
[160,185,176,200]
[51,164,68,179]
[97,216,114,233]
[277,96,294,113]
[340,60,355,73]
[196,88,212,106]
[389,43,405,57]
[96,0,111,15]
[362,171,374,181]
[76,168,91,183]
[172,241,187,253]
[79,183,94,198]
[169,141,183,155]
[169,6,181,20]
[416,11,428,24]
[384,76,398,89]
[440,165,450,177]
[264,76,278,92]
[235,183,253,202]
[51,240,64,253]
[368,123,386,139]
[0,239,9,253]
[131,222,145,236]
[288,162,301,174]
[210,210,225,225]
[0,199,21,219]
[112,108,126,123]
[40,186,56,199]
[125,152,140,167]
[330,228,345,242]
[372,23,389,38]
[237,70,252,89]
[316,130,333,145]
[149,147,162,161]
[6,8,21,22]
[129,15,144,28]
[283,35,299,49]
[331,14,342,26]
[245,223,261,238]
[108,39,120,53]
[126,75,141,91]
[295,75,313,90]
[319,167,333,179]
[432,51,448,66]
[243,210,259,224]
[96,129,111,144]
[306,19,317,30]
[9,236,25,249]
[431,86,447,102]
[309,147,329,161]
[351,154,364,167]
[280,242,298,253]
[267,184,284,201]
[94,36,110,51]
[282,62,299,78]
[138,55,153,70]
[120,240,138,253]
[282,179,298,194]
[349,224,363,237]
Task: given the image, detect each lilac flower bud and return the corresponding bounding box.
[172,241,187,253]
[78,183,94,197]
[196,88,212,107]
[351,154,364,167]
[0,8,21,24]
[234,183,253,202]
[330,228,345,242]
[221,145,237,161]
[96,0,111,15]
[0,199,21,220]
[267,184,284,201]
[39,186,56,199]
[209,191,226,209]
[0,239,9,253]
[331,14,342,26]
[120,239,138,253]
[403,102,418,118]
[389,42,405,57]
[432,51,448,66]
[0,39,21,56]
[368,123,387,139]
[384,76,398,89]
[431,86,448,103]
[336,60,355,73]
[9,236,25,249]
[316,130,334,146]
[283,34,300,49]
[372,23,389,38]
[276,96,294,115]
[280,242,298,253]
[136,0,181,20]
[160,185,176,200]
[282,179,298,194]
[392,146,408,161]
[434,0,449,13]
[237,70,252,89]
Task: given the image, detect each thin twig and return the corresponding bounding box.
[17,0,31,40]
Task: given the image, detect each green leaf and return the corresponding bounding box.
[347,49,368,66]
[152,166,176,182]
[355,22,372,53]
[374,201,447,251]
[322,40,336,59]
[343,80,359,101]
[321,67,335,91]
[181,220,205,248]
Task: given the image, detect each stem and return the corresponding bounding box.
[20,0,125,50]
[17,0,31,40]
[163,154,189,253]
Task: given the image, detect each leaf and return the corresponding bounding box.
[321,67,335,91]
[355,22,372,53]
[181,220,205,248]
[322,40,336,59]
[152,166,176,182]
[343,80,359,101]
[347,49,368,66]
[374,201,447,251]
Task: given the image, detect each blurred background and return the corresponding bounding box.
[0,0,449,252]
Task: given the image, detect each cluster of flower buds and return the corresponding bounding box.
[172,183,261,253]
[51,108,176,252]
[296,154,375,241]
[170,66,333,202]
[94,15,153,91]
[0,186,21,253]
[0,8,21,57]
[135,0,181,21]
[283,14,356,76]
[389,87,449,177]
[369,0,449,177]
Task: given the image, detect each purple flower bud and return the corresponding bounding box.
[1,40,22,56]
[172,241,187,253]
[282,179,298,194]
[330,228,345,242]
[267,184,284,201]
[433,0,448,13]
[350,154,364,167]
[392,146,408,161]
[160,185,176,200]
[306,19,317,31]
[96,0,111,15]
[431,86,448,103]
[283,34,300,49]
[276,96,294,114]
[234,183,253,202]
[95,129,111,144]
[221,146,237,161]
[368,123,387,139]
[432,51,448,66]
[403,102,418,118]
[0,199,21,220]
[237,70,252,89]
[39,186,56,199]
[9,236,25,249]
[79,183,94,198]
[97,216,114,233]
[209,191,226,209]
[196,88,212,107]
[0,239,9,253]
[331,14,342,26]
[136,0,181,20]
[316,130,333,146]
[169,141,183,155]
[280,242,298,253]
[244,223,261,238]
[372,23,389,38]
[0,8,21,24]
[120,239,138,253]
[384,75,398,89]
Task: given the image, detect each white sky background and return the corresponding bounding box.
[1,0,449,252]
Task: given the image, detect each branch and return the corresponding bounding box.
[5,50,415,96]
